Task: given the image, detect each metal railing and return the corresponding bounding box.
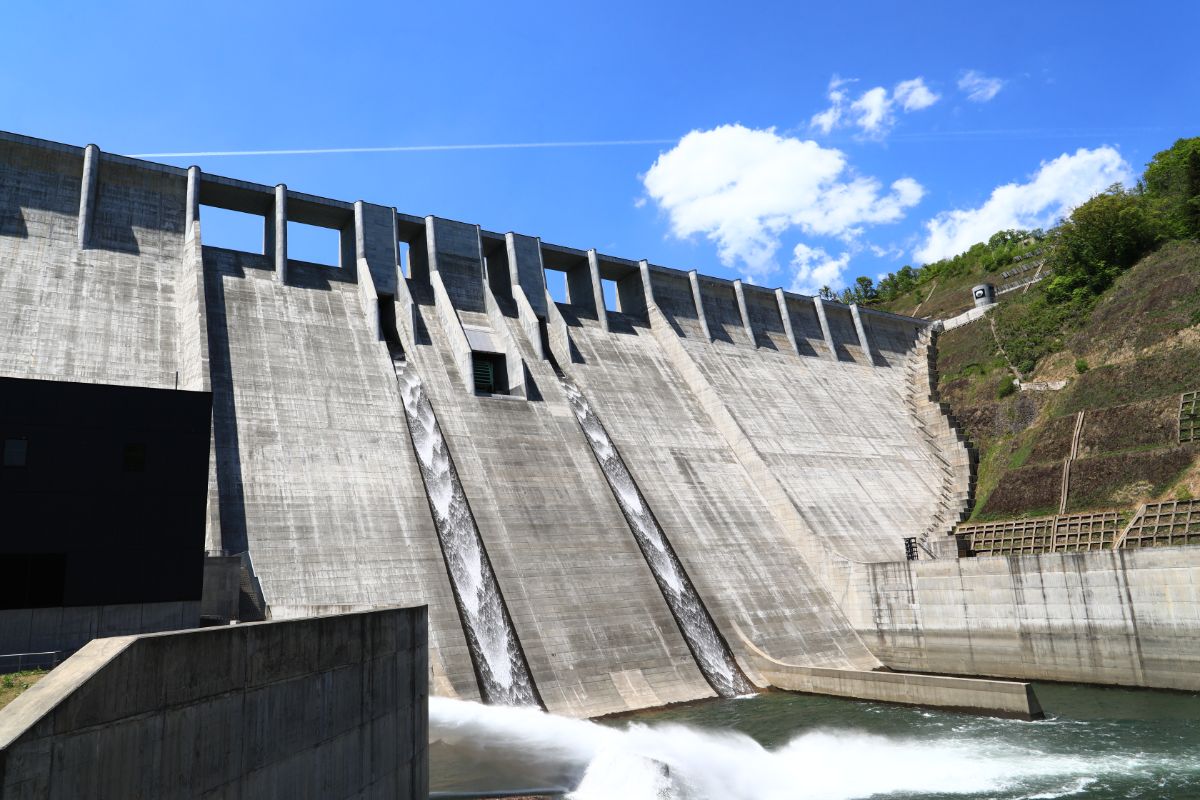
[0,650,63,672]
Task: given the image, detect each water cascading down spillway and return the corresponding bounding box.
[559,376,755,697]
[395,361,538,706]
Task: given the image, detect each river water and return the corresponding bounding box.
[429,684,1200,799]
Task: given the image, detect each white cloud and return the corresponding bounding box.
[850,87,892,136]
[869,243,905,260]
[958,70,1004,102]
[914,146,1133,264]
[811,75,939,139]
[810,76,854,134]
[894,78,939,111]
[790,243,851,295]
[640,124,924,281]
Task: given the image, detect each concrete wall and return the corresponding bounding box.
[0,602,198,661]
[201,245,479,702]
[400,256,714,717]
[849,547,1200,691]
[738,632,1042,719]
[783,294,832,359]
[0,607,428,799]
[673,321,945,565]
[549,303,879,682]
[0,137,184,390]
[8,131,1199,720]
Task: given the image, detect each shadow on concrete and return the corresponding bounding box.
[753,332,780,351]
[0,204,28,238]
[202,261,249,557]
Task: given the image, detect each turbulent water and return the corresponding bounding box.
[397,364,536,705]
[430,685,1200,799]
[558,377,753,697]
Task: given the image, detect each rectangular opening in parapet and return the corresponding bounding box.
[287,220,341,268]
[601,279,619,312]
[199,205,265,254]
[398,241,412,279]
[544,269,568,304]
[472,351,508,396]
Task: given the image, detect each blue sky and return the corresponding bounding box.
[3,0,1197,294]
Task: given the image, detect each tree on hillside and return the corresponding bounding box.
[853,276,877,303]
[1142,137,1200,239]
[1043,185,1156,303]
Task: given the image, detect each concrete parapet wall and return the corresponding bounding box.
[428,217,485,313]
[821,302,868,364]
[850,547,1200,691]
[862,310,922,368]
[783,294,831,358]
[0,607,428,799]
[647,269,705,339]
[742,285,790,351]
[0,138,185,390]
[696,277,750,346]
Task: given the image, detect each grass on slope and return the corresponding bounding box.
[934,240,1200,519]
[0,670,46,712]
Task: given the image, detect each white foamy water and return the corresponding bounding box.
[397,364,536,705]
[430,697,1153,800]
[558,378,751,696]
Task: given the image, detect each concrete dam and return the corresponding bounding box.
[2,130,1197,721]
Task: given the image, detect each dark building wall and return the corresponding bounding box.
[0,376,211,610]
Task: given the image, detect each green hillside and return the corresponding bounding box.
[860,137,1200,520]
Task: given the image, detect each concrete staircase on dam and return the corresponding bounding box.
[903,325,977,555]
[7,130,1196,711]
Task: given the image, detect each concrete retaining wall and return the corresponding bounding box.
[736,626,1042,719]
[0,607,427,799]
[850,547,1200,691]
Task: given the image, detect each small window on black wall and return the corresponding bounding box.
[122,443,147,473]
[2,437,27,467]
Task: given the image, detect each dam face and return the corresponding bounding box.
[2,130,1198,717]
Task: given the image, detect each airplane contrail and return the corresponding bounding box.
[129,139,678,158]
